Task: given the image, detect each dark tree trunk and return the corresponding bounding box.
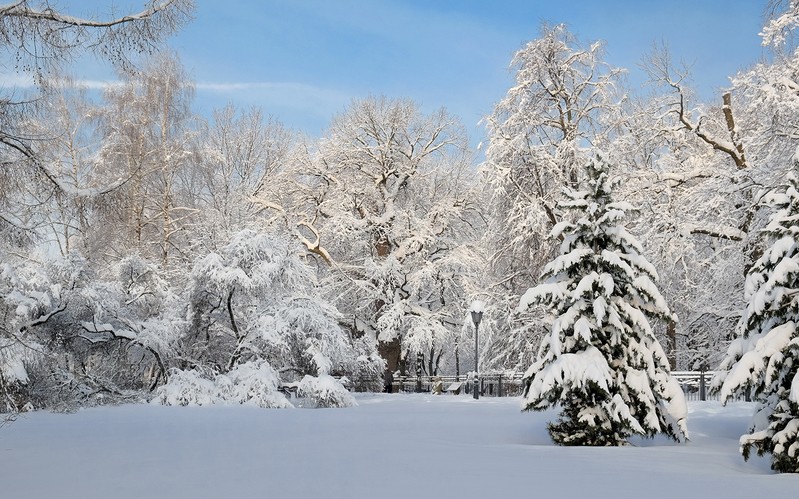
[378,337,401,375]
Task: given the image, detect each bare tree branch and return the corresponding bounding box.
[0,0,195,74]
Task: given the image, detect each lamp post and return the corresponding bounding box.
[470,301,484,400]
[416,351,423,393]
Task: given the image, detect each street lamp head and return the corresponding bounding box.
[469,300,485,327]
[470,310,483,327]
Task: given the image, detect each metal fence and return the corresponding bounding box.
[391,373,524,397]
[389,370,727,401]
[672,370,727,401]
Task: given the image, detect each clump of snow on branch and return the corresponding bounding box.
[761,0,799,48]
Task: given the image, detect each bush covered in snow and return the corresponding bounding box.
[0,252,165,412]
[186,230,381,385]
[0,229,375,415]
[152,365,358,409]
[297,374,357,408]
[150,369,221,407]
[152,361,293,408]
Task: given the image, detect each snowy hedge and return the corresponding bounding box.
[152,362,293,408]
[152,363,358,409]
[297,374,357,408]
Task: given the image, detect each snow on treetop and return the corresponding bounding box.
[596,208,627,225]
[470,300,485,313]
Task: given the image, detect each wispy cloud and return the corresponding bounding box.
[196,80,348,101]
[1,75,347,108]
[195,80,351,121]
[0,75,122,90]
[68,79,122,90]
[0,73,349,132]
[0,74,37,89]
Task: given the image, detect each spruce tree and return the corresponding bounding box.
[519,155,688,446]
[715,169,799,473]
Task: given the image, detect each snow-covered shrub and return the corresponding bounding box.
[346,337,387,392]
[219,361,293,408]
[150,369,221,407]
[187,229,380,385]
[1,250,186,412]
[85,255,185,388]
[0,253,72,412]
[297,374,357,408]
[152,362,293,408]
[0,342,33,413]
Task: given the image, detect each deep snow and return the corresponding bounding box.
[1,395,798,498]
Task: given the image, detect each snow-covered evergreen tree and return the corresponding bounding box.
[519,155,688,446]
[715,167,799,473]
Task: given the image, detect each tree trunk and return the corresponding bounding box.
[667,320,677,370]
[455,341,460,380]
[378,337,401,375]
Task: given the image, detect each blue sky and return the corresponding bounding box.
[168,0,767,141]
[8,1,771,142]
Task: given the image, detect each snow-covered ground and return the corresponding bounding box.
[1,394,798,498]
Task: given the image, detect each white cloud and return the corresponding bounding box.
[0,73,349,133]
[197,80,346,99]
[195,80,350,118]
[69,79,122,90]
[0,74,36,89]
[0,74,121,90]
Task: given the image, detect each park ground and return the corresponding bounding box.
[2,394,798,498]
